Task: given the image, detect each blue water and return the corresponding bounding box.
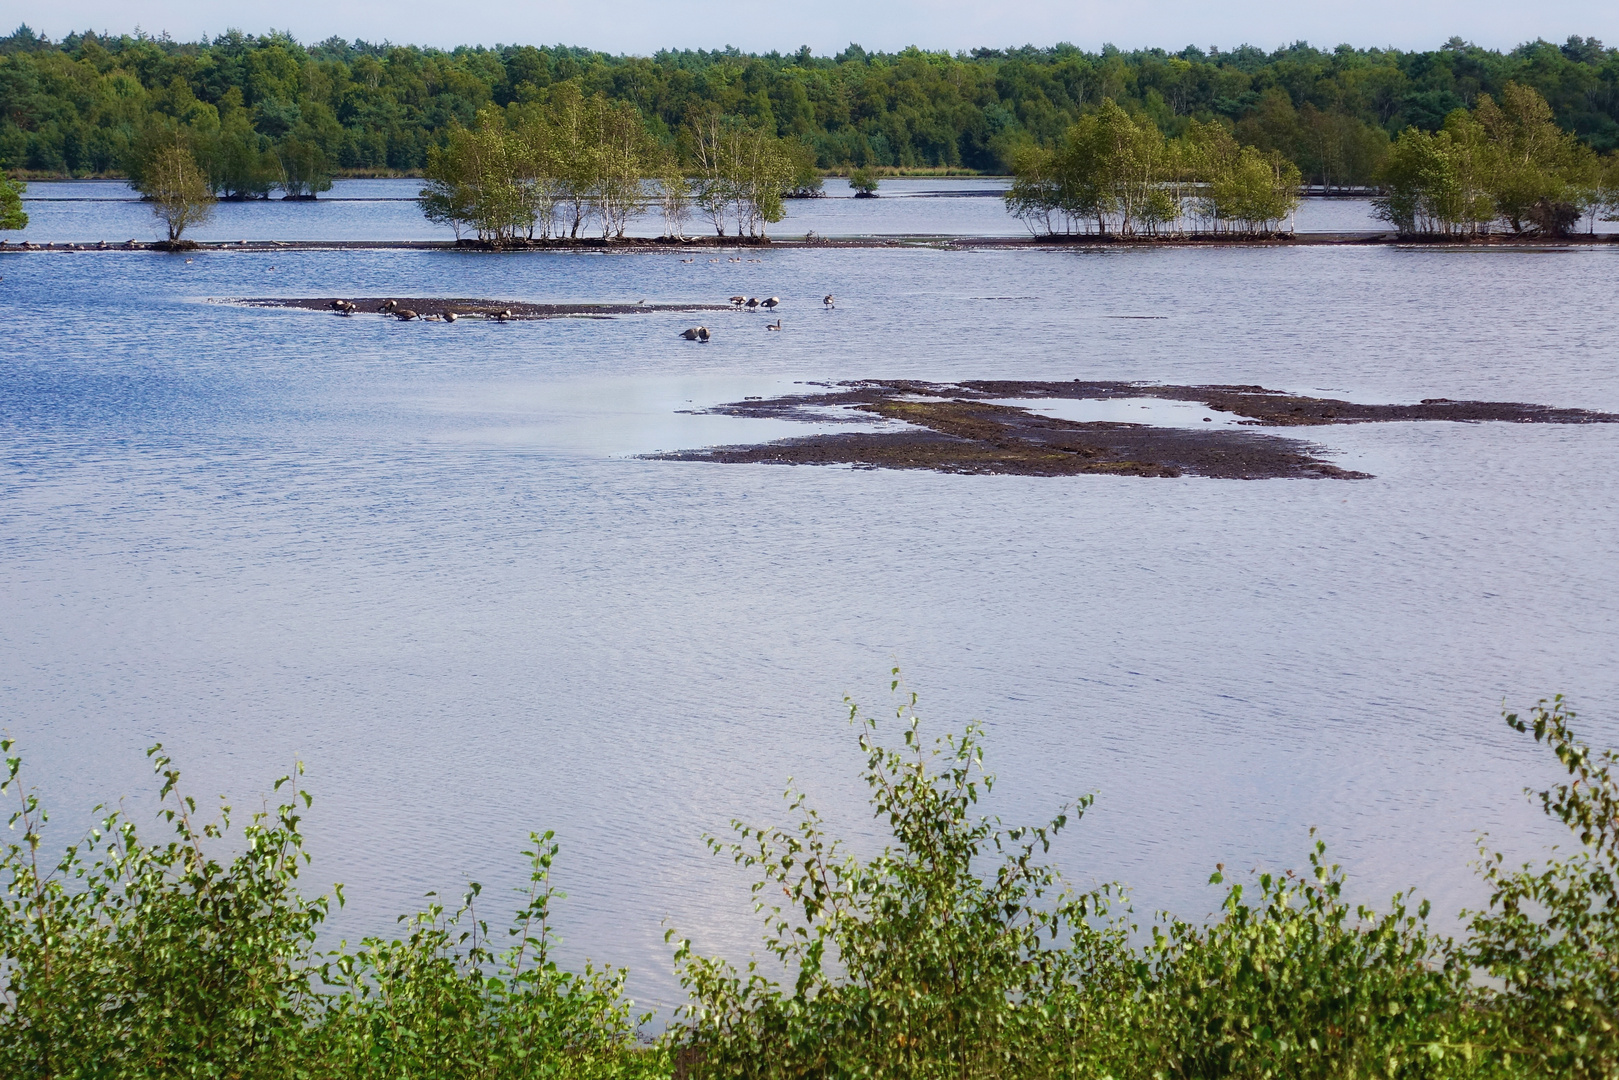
[2,239,1617,1012]
[13,177,1415,243]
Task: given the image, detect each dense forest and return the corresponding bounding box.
[3,23,1619,187]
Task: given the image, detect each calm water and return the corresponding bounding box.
[14,177,1425,243]
[2,237,1618,1012]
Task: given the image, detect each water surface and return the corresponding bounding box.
[2,239,1617,1010]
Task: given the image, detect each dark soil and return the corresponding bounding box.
[652,380,1618,480]
[231,297,735,320]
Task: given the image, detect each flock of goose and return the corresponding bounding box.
[325,292,835,339]
[678,293,833,341]
[329,298,511,322]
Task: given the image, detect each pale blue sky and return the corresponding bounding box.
[9,0,1617,55]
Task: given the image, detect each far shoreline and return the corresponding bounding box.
[4,232,1619,253]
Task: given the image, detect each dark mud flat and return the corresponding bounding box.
[654,380,1619,480]
[230,297,733,319]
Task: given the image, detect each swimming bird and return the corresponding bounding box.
[680,327,701,340]
[823,294,835,308]
[394,308,418,321]
[697,326,710,341]
[765,319,782,331]
[729,295,746,305]
[761,296,780,310]
[745,297,760,310]
[495,309,513,322]
[443,311,458,322]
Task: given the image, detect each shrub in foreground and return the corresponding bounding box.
[2,687,1616,1079]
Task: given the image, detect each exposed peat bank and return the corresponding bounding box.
[655,380,1619,480]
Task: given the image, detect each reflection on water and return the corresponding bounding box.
[2,240,1618,1012]
[18,178,1619,245]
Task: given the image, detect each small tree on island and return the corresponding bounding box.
[849,165,879,196]
[137,141,215,247]
[0,172,25,231]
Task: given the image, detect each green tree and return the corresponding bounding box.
[0,172,25,230]
[134,138,214,244]
[276,132,334,198]
[848,165,879,194]
[670,674,1133,1079]
[1466,698,1619,1079]
[1477,83,1600,236]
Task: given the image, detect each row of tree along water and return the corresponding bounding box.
[1004,100,1305,236]
[3,681,1617,1079]
[418,89,818,244]
[1005,84,1619,238]
[7,77,1616,244]
[1374,81,1619,236]
[6,25,1619,184]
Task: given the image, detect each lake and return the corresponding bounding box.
[2,226,1617,1012]
[12,176,1420,243]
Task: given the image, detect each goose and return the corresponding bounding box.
[423,314,442,322]
[765,319,782,331]
[681,257,695,263]
[494,309,513,322]
[680,327,702,340]
[760,296,780,310]
[379,299,398,313]
[729,295,747,305]
[443,311,458,323]
[697,326,710,341]
[823,294,835,308]
[394,308,418,321]
[744,297,760,310]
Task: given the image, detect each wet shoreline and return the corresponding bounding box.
[7,233,1619,254]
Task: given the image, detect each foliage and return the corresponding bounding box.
[3,688,1619,1079]
[847,166,878,194]
[132,136,214,242]
[8,28,1619,184]
[313,832,661,1080]
[0,741,329,1078]
[1375,83,1600,236]
[0,170,23,228]
[1139,839,1482,1080]
[0,744,658,1079]
[1005,100,1299,236]
[669,672,1133,1079]
[1465,697,1619,1080]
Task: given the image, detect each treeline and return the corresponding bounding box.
[5,23,1619,185]
[3,688,1618,1079]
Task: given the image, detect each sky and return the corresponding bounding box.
[5,0,1617,56]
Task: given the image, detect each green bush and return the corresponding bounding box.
[3,686,1617,1080]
